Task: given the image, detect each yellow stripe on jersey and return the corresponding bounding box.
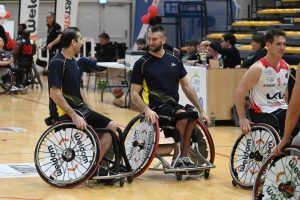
[142,79,150,106]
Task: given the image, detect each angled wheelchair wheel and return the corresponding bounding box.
[0,68,13,95]
[123,114,160,177]
[188,119,215,165]
[229,124,280,189]
[253,146,300,200]
[34,121,101,188]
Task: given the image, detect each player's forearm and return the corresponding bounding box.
[131,92,151,113]
[80,89,91,108]
[235,90,247,120]
[182,85,204,113]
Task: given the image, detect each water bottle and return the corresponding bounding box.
[200,53,207,65]
[219,58,224,69]
[211,112,216,127]
[182,56,187,65]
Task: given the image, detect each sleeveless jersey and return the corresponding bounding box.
[250,57,289,113]
[18,39,35,62]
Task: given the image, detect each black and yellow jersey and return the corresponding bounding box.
[48,53,83,117]
[131,50,187,108]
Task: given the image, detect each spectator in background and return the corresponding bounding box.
[0,25,8,49]
[235,33,267,69]
[136,38,148,51]
[77,32,115,78]
[186,39,199,59]
[201,33,241,68]
[16,24,27,41]
[42,12,62,64]
[187,41,207,66]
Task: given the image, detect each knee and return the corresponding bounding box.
[176,118,188,128]
[107,121,118,132]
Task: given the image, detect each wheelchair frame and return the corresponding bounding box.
[34,121,134,188]
[0,68,13,94]
[252,146,300,199]
[123,113,215,181]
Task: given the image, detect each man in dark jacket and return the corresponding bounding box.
[77,32,116,77]
[201,33,241,68]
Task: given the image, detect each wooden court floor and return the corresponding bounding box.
[0,73,252,200]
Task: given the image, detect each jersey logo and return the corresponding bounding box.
[266,92,285,100]
[171,63,176,66]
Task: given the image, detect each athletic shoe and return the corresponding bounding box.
[181,157,195,168]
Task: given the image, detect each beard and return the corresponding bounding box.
[149,42,163,53]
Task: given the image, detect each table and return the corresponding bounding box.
[179,66,247,120]
[97,62,132,107]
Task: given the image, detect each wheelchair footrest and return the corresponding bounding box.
[92,170,135,180]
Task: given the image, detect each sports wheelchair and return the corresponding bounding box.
[123,113,215,181]
[229,110,283,189]
[252,143,300,199]
[0,68,13,94]
[18,62,43,89]
[34,121,134,188]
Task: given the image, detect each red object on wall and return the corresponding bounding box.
[4,11,10,19]
[148,5,158,17]
[141,14,150,24]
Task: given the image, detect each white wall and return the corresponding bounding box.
[1,0,133,46]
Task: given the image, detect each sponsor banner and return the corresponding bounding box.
[179,67,207,113]
[55,0,79,31]
[262,155,300,199]
[19,0,40,43]
[0,163,38,178]
[132,0,160,50]
[0,127,27,133]
[235,130,276,183]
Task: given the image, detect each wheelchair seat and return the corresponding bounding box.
[250,109,281,135]
[123,113,215,181]
[229,109,282,189]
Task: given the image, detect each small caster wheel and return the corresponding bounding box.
[232,180,237,187]
[127,176,133,183]
[204,170,210,179]
[176,173,182,181]
[119,178,124,187]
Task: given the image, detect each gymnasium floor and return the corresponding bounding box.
[0,72,252,200]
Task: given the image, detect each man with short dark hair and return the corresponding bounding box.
[43,12,62,64]
[201,33,241,68]
[11,29,36,87]
[16,24,27,41]
[48,27,116,163]
[131,25,210,168]
[77,32,115,77]
[235,29,300,138]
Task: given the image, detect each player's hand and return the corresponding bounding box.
[144,108,158,125]
[239,118,253,134]
[273,137,290,156]
[200,111,211,127]
[71,115,87,130]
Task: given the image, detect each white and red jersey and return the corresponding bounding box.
[250,57,289,113]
